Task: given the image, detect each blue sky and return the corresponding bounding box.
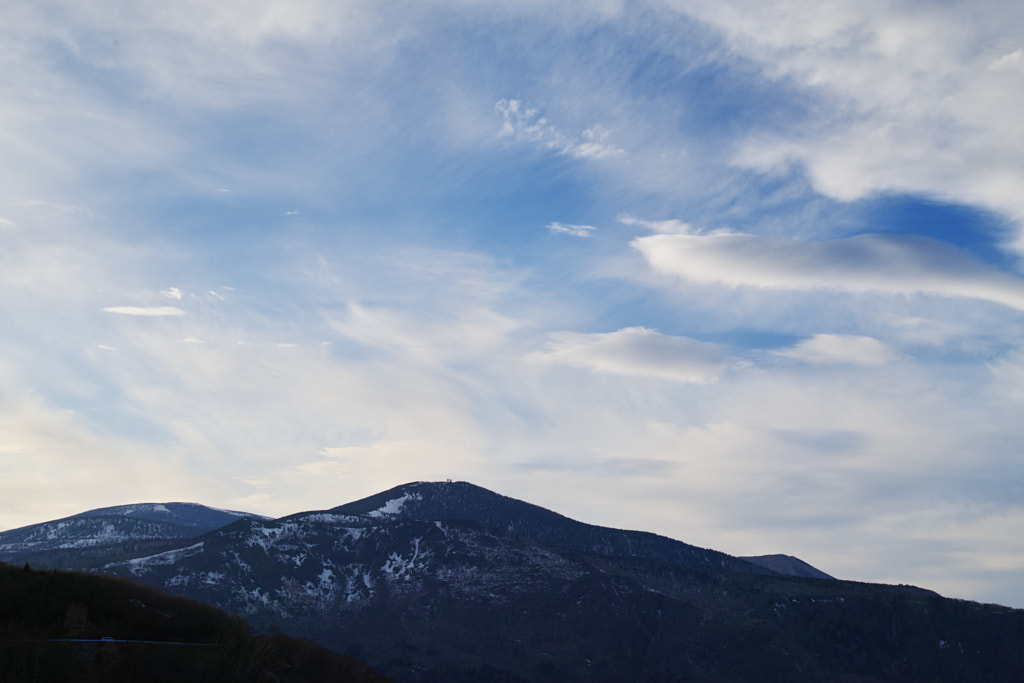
[3,0,1024,607]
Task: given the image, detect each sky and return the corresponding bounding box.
[2,0,1024,608]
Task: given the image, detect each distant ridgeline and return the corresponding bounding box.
[3,481,1023,682]
[0,502,268,570]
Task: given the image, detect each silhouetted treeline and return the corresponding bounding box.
[0,562,391,682]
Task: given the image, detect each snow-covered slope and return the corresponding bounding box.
[98,482,770,624]
[0,502,266,568]
[76,501,264,532]
[103,513,591,616]
[5,481,1021,683]
[317,481,766,574]
[87,481,1022,683]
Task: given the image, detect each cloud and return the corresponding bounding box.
[0,391,222,530]
[988,350,1024,402]
[2,0,1023,609]
[571,126,621,160]
[633,231,1024,310]
[536,326,727,383]
[619,215,694,234]
[674,0,1024,248]
[988,48,1024,73]
[103,306,187,316]
[776,334,896,366]
[496,99,622,160]
[547,221,596,237]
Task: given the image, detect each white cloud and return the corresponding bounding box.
[570,125,621,160]
[536,326,727,383]
[619,215,694,234]
[987,48,1024,72]
[103,306,187,316]
[2,0,1023,610]
[671,0,1024,250]
[496,99,622,160]
[0,392,223,530]
[776,334,896,366]
[633,231,1024,310]
[497,99,559,144]
[988,350,1024,402]
[547,221,596,237]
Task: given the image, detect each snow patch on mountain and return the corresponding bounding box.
[115,542,206,575]
[203,571,224,585]
[117,504,171,515]
[367,492,422,518]
[297,513,367,525]
[204,505,258,518]
[382,537,426,581]
[58,522,122,548]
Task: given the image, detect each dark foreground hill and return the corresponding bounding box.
[8,482,1024,681]
[0,562,391,683]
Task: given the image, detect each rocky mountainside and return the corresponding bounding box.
[0,502,266,570]
[9,482,1024,682]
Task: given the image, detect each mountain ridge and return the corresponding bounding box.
[295,480,775,576]
[5,482,1022,681]
[0,502,268,570]
[740,553,835,579]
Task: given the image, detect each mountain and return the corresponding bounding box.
[0,561,391,682]
[740,554,834,579]
[317,481,767,575]
[0,502,266,570]
[12,481,1024,682]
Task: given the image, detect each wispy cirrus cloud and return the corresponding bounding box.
[547,221,596,237]
[988,48,1024,73]
[619,215,694,234]
[633,231,1024,310]
[103,306,187,317]
[776,334,896,366]
[2,0,1023,611]
[497,99,622,160]
[675,0,1024,249]
[535,326,727,383]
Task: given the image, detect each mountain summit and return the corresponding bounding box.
[7,482,1023,682]
[311,480,766,575]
